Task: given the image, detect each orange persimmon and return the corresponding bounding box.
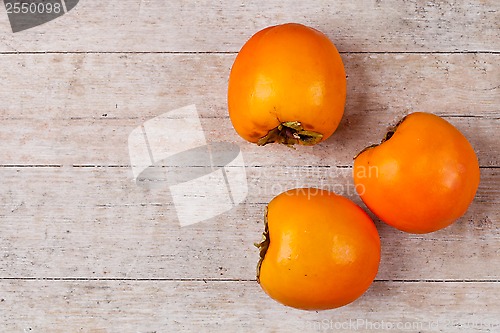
[257,188,380,310]
[228,23,346,146]
[354,112,480,234]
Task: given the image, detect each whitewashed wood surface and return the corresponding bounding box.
[0,1,499,332]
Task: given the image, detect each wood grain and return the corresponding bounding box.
[0,0,498,53]
[0,0,498,331]
[1,280,499,333]
[0,166,497,280]
[0,53,498,120]
[0,53,498,168]
[0,116,498,167]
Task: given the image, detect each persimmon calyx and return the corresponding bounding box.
[257,121,323,146]
[255,206,270,283]
[381,115,407,143]
[353,115,408,159]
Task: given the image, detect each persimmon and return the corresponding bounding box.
[228,23,346,146]
[353,112,480,234]
[256,188,380,310]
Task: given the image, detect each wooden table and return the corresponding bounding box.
[1,1,498,332]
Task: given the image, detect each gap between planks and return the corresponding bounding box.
[0,51,499,55]
[0,165,497,168]
[0,277,498,283]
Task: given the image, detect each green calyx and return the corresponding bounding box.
[255,206,270,284]
[257,121,323,146]
[353,115,408,159]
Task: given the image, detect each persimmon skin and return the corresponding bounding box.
[258,188,380,310]
[353,112,480,234]
[228,23,346,145]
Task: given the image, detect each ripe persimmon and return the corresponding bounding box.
[228,23,346,146]
[353,112,480,234]
[256,188,380,310]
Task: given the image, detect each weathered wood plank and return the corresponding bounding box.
[0,53,498,120]
[0,116,497,167]
[0,0,497,329]
[0,0,498,53]
[0,280,498,333]
[0,167,497,280]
